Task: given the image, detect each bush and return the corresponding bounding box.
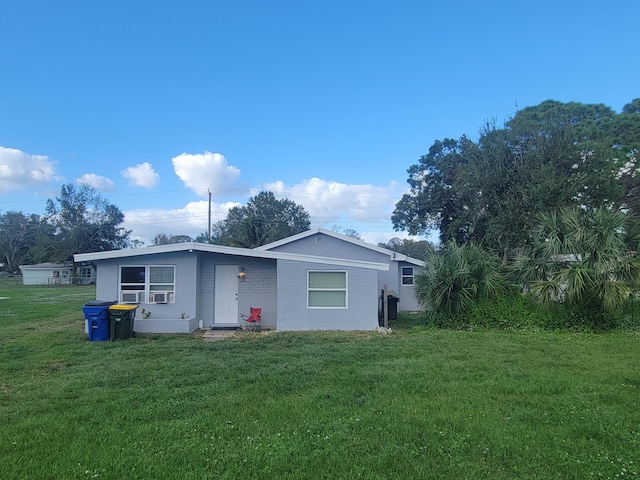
[419,289,640,332]
[423,289,558,330]
[614,299,640,330]
[416,242,504,314]
[559,297,617,331]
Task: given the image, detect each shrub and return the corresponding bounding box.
[415,242,505,314]
[423,288,554,330]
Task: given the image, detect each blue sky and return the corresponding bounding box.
[1,0,638,246]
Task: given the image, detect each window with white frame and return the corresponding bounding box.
[119,265,175,303]
[401,266,414,286]
[308,271,347,308]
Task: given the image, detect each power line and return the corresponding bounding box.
[1,183,408,210]
[122,212,398,226]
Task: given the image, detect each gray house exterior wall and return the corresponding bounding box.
[93,251,280,332]
[93,251,200,333]
[259,231,424,312]
[196,254,278,329]
[395,260,422,312]
[276,259,379,331]
[237,258,278,329]
[80,242,387,333]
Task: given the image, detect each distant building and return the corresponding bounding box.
[19,263,73,286]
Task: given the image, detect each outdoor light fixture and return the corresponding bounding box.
[238,268,246,281]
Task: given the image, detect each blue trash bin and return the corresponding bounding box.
[83,301,115,341]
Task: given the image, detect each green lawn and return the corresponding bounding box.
[0,279,638,479]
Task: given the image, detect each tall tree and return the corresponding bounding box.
[393,99,635,255]
[151,232,192,246]
[392,137,477,245]
[213,191,310,248]
[378,238,434,259]
[611,98,640,214]
[17,215,56,266]
[330,225,362,239]
[0,211,48,272]
[45,183,130,261]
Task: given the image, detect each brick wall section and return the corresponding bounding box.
[237,260,278,329]
[199,259,214,293]
[238,263,277,294]
[276,259,305,298]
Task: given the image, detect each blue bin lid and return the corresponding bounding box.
[84,300,116,306]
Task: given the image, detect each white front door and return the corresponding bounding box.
[214,265,239,324]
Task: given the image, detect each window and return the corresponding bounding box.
[150,266,174,292]
[80,267,93,279]
[401,267,414,286]
[308,271,347,308]
[120,265,175,303]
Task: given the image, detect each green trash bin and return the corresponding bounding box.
[109,304,138,340]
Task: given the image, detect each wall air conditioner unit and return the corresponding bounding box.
[120,291,142,303]
[150,292,169,304]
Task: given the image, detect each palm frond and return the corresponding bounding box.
[530,279,564,306]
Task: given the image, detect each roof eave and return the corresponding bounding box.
[73,242,389,271]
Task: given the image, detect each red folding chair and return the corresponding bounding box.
[240,307,262,332]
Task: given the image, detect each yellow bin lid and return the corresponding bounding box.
[109,304,139,311]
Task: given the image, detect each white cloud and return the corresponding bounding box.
[120,175,431,249]
[258,177,407,226]
[172,151,241,198]
[251,177,428,246]
[121,162,160,188]
[123,199,241,245]
[77,173,115,191]
[0,146,58,195]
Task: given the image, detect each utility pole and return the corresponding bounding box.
[208,189,212,243]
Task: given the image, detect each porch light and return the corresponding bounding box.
[238,270,246,281]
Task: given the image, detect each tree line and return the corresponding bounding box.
[5,96,638,327]
[395,98,640,328]
[0,184,130,273]
[0,188,313,272]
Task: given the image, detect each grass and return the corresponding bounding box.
[1,278,639,479]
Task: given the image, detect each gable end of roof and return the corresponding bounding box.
[256,228,425,266]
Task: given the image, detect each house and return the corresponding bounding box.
[256,228,425,312]
[74,242,389,333]
[18,262,96,286]
[19,263,73,286]
[75,263,97,285]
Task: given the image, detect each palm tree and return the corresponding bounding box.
[225,218,280,249]
[415,242,504,314]
[509,206,640,326]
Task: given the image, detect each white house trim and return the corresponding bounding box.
[74,242,389,272]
